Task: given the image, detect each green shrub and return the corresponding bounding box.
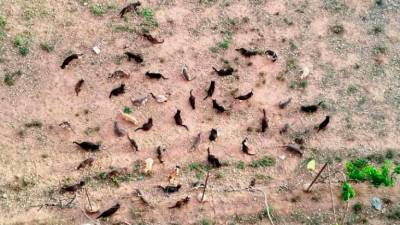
[341,181,355,201]
[345,159,396,187]
[40,42,54,52]
[123,106,132,114]
[90,4,106,16]
[249,156,275,168]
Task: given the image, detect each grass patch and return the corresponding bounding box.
[123,106,132,114]
[249,156,275,168]
[139,8,159,33]
[0,15,6,39]
[14,34,30,56]
[200,218,213,225]
[341,181,355,201]
[236,161,245,170]
[3,70,22,86]
[345,159,398,187]
[331,24,345,35]
[373,44,388,55]
[188,162,209,179]
[289,80,308,90]
[40,42,54,52]
[90,4,106,16]
[25,120,43,128]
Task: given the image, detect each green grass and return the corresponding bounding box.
[3,70,22,86]
[188,162,209,179]
[217,38,230,49]
[123,106,132,114]
[139,8,159,33]
[249,156,275,168]
[341,181,355,201]
[372,25,385,34]
[90,4,106,16]
[331,24,345,35]
[352,202,363,214]
[373,44,388,55]
[289,80,308,90]
[236,161,245,170]
[40,42,54,52]
[200,218,212,225]
[345,159,397,187]
[25,120,43,128]
[0,15,6,39]
[14,34,30,56]
[346,85,358,95]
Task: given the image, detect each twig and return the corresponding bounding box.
[85,188,93,212]
[251,188,275,225]
[327,164,337,224]
[135,189,154,208]
[306,162,328,192]
[341,200,350,225]
[201,171,210,202]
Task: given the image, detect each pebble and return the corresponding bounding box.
[197,192,207,202]
[92,46,101,55]
[371,197,383,211]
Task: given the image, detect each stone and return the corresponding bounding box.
[371,197,383,211]
[92,46,101,55]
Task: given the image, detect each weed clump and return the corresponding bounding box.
[345,159,397,187]
[14,34,30,56]
[341,181,355,201]
[249,156,275,168]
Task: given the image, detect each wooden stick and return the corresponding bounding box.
[201,171,210,202]
[84,188,92,211]
[327,164,337,224]
[306,162,328,192]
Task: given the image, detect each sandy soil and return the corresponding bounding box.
[0,0,400,224]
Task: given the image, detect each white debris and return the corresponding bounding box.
[92,46,101,55]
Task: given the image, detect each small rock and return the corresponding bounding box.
[300,66,310,80]
[197,192,207,202]
[371,197,383,211]
[1,193,7,199]
[85,202,99,214]
[279,155,286,160]
[144,158,154,174]
[92,46,101,55]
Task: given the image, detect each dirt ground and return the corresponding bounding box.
[1,0,400,224]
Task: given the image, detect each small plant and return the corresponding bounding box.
[25,120,43,128]
[372,25,385,34]
[347,85,358,95]
[236,161,245,170]
[40,42,54,52]
[14,34,30,56]
[345,159,397,187]
[341,181,355,201]
[395,165,400,174]
[123,106,132,114]
[3,70,22,86]
[373,44,387,55]
[331,24,345,35]
[139,8,159,33]
[200,219,212,225]
[90,4,106,16]
[249,156,275,168]
[0,15,6,38]
[217,38,230,49]
[352,202,363,214]
[189,162,209,179]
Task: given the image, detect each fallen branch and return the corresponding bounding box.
[327,164,337,224]
[201,171,210,202]
[135,189,155,208]
[306,162,328,192]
